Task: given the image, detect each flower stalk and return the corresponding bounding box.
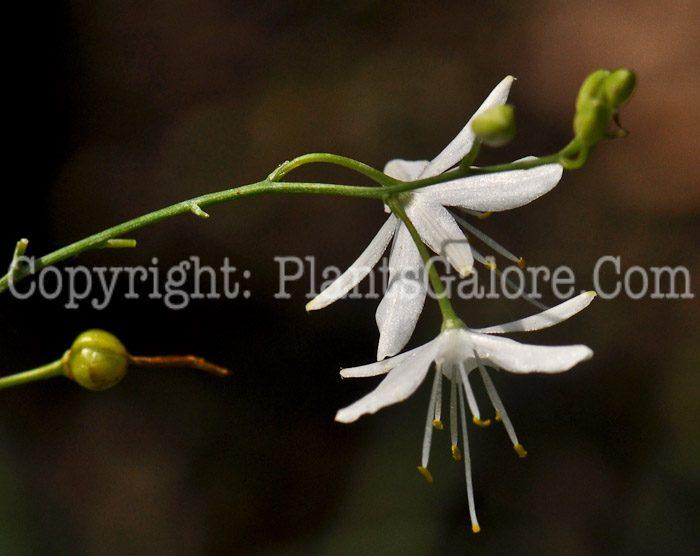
[387,198,462,325]
[0,359,65,390]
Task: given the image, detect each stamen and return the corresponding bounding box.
[458,383,480,533]
[422,369,442,468]
[433,366,443,424]
[494,266,549,311]
[471,244,548,311]
[476,356,523,451]
[449,368,459,450]
[472,249,497,270]
[454,213,521,264]
[473,417,492,427]
[454,232,549,311]
[452,445,463,461]
[458,362,486,425]
[514,444,528,458]
[460,209,491,219]
[466,238,545,311]
[417,466,434,483]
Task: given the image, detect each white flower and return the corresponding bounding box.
[306,76,564,360]
[335,291,596,533]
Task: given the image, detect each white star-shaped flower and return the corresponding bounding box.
[306,76,564,360]
[335,291,596,533]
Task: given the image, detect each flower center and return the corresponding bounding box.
[417,347,529,533]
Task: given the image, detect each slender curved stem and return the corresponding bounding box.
[388,198,461,325]
[269,153,399,185]
[129,355,230,376]
[0,140,584,295]
[0,179,390,293]
[0,358,64,390]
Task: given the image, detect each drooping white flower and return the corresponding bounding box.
[306,76,564,360]
[335,291,596,533]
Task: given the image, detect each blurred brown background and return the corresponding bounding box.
[1,1,698,555]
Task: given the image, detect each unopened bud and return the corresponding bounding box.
[573,68,636,147]
[603,68,636,108]
[471,104,515,147]
[573,99,614,147]
[63,329,129,391]
[575,69,610,112]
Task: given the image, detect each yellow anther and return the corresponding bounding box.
[477,211,492,220]
[514,444,528,458]
[517,257,527,269]
[484,260,497,271]
[472,524,481,533]
[432,419,444,430]
[418,466,433,483]
[473,416,492,427]
[494,411,502,422]
[451,445,463,461]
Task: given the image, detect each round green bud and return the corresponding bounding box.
[575,69,611,112]
[602,68,636,107]
[470,104,516,147]
[573,99,614,147]
[63,329,130,391]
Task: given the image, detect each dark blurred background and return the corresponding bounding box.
[1,1,698,555]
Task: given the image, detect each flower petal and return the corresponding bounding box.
[475,291,596,334]
[306,216,398,311]
[384,159,429,181]
[376,224,427,360]
[405,198,474,276]
[417,159,563,212]
[341,338,440,378]
[335,340,441,422]
[471,332,593,373]
[418,76,514,178]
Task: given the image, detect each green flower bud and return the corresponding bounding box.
[575,69,610,112]
[63,329,130,391]
[603,68,636,107]
[573,99,614,147]
[470,104,516,147]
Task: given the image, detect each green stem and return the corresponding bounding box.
[0,179,394,294]
[559,145,590,170]
[387,198,461,325]
[269,153,399,185]
[459,140,482,171]
[464,152,563,175]
[0,139,586,295]
[0,358,65,390]
[384,139,583,189]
